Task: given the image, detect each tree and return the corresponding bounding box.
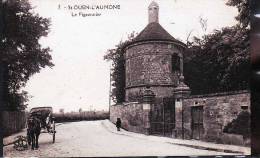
[59,109,64,114]
[0,0,54,110]
[223,111,250,138]
[226,0,249,29]
[184,0,249,94]
[104,32,136,104]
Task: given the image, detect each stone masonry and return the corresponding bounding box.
[109,1,250,146]
[124,37,185,102]
[110,102,151,134]
[180,91,250,145]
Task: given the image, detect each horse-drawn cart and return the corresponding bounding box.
[4,107,56,151]
[29,107,56,144]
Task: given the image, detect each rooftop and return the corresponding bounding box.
[124,2,186,49]
[134,22,177,42]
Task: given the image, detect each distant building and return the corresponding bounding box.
[110,1,250,146]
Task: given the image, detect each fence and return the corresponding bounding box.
[1,111,27,137]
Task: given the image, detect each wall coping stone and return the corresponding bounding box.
[126,84,175,89]
[186,90,250,99]
[112,102,141,106]
[122,102,139,106]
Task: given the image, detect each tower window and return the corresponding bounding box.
[172,54,180,72]
[241,105,248,110]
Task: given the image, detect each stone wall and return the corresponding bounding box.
[180,91,250,145]
[110,89,250,146]
[110,102,151,134]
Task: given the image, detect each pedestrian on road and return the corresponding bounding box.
[116,118,121,131]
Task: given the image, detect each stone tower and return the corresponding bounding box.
[124,1,186,102]
[148,1,159,23]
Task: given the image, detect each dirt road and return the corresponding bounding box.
[3,120,241,157]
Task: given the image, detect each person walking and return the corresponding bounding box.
[116,118,121,131]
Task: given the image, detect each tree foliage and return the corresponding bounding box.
[184,0,249,94]
[184,26,249,94]
[1,0,54,110]
[104,32,136,104]
[223,111,250,138]
[226,0,249,29]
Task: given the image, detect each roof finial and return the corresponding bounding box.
[148,1,159,24]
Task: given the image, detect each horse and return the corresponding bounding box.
[27,115,41,150]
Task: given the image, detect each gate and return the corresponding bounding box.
[191,106,204,139]
[150,98,175,136]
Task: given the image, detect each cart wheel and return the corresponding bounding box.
[13,136,28,151]
[52,120,55,143]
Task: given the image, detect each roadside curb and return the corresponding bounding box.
[166,142,244,154]
[102,120,249,155]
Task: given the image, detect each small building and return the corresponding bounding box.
[125,1,185,103]
[110,1,250,146]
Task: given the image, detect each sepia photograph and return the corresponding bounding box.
[1,0,252,157]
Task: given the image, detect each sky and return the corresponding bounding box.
[25,0,238,113]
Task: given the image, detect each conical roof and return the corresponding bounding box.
[130,22,185,46]
[134,22,176,42]
[123,2,186,49]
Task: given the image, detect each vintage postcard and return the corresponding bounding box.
[1,0,253,157]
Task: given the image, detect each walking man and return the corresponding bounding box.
[116,118,121,131]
